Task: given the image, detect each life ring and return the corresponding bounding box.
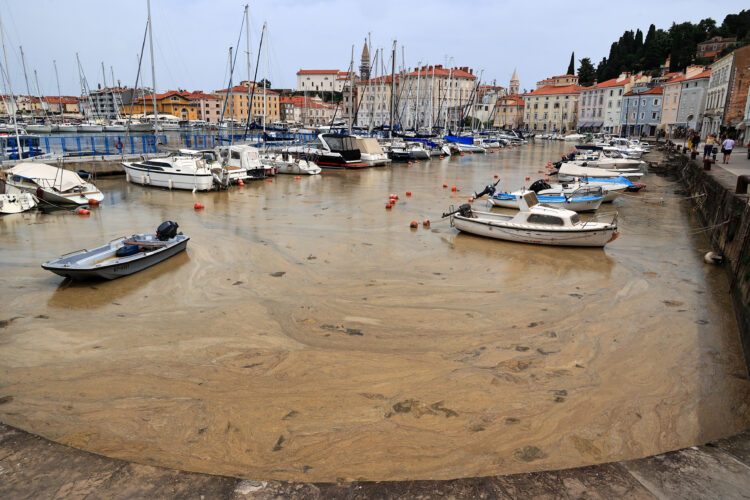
[115,139,123,151]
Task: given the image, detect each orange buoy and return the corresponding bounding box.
[439,155,445,159]
[77,207,90,215]
[194,202,201,209]
[537,170,543,173]
[415,160,420,164]
[451,186,457,192]
[392,194,399,200]
[408,161,413,166]
[442,183,448,188]
[469,151,473,155]
[238,179,245,186]
[422,220,430,227]
[267,178,273,182]
[460,153,466,157]
[385,203,392,209]
[545,177,550,181]
[409,221,418,229]
[294,176,301,180]
[88,199,99,206]
[468,197,473,202]
[525,176,530,181]
[494,174,498,179]
[406,191,412,196]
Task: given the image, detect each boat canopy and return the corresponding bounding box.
[356,137,385,155]
[444,135,473,145]
[8,162,86,191]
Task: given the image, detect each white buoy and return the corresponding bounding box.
[704,251,724,265]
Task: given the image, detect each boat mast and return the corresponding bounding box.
[262,21,267,133]
[111,65,121,120]
[245,4,251,129]
[101,61,109,121]
[389,40,396,138]
[0,12,22,150]
[444,62,453,132]
[147,0,158,129]
[414,60,421,131]
[228,46,233,143]
[19,46,32,117]
[32,70,49,122]
[348,44,353,134]
[53,60,63,123]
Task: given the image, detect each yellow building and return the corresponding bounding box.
[212,82,280,123]
[122,90,199,120]
[493,94,525,129]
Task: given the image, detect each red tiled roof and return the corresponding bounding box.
[595,77,630,89]
[405,65,476,79]
[279,96,334,109]
[185,91,219,100]
[624,87,663,96]
[297,69,340,75]
[526,84,583,96]
[357,75,396,85]
[214,85,278,95]
[686,69,711,80]
[40,96,78,104]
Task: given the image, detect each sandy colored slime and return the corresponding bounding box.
[0,142,748,482]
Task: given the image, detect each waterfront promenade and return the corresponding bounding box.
[2,423,750,498]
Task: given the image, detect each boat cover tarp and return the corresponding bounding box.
[444,135,473,145]
[356,138,385,155]
[8,162,86,191]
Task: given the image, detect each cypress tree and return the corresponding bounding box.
[567,52,575,75]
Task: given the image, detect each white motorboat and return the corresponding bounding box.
[564,133,585,142]
[557,164,644,182]
[216,144,268,179]
[104,120,127,132]
[122,155,215,191]
[488,186,605,212]
[127,121,155,132]
[527,179,627,203]
[2,162,104,205]
[262,153,321,175]
[26,124,52,134]
[407,143,430,160]
[457,143,486,154]
[77,122,104,133]
[55,123,77,133]
[0,192,37,214]
[444,192,618,247]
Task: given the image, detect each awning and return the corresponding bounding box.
[590,122,603,127]
[578,122,590,127]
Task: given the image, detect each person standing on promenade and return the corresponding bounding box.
[721,136,735,164]
[692,131,701,152]
[704,134,716,158]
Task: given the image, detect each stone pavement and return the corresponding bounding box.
[711,146,750,178]
[1,424,750,499]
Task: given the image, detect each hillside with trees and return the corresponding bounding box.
[570,9,750,84]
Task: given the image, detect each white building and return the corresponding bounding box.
[296,70,356,93]
[702,52,734,138]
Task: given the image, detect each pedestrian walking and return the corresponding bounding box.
[721,136,735,164]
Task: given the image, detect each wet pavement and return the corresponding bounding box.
[0,142,748,482]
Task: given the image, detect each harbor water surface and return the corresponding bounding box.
[0,142,748,482]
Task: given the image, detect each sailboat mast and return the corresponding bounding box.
[262,21,267,133]
[147,0,158,129]
[33,70,48,121]
[389,40,396,138]
[228,46,233,143]
[348,44,354,134]
[54,60,63,123]
[0,12,22,148]
[19,46,32,115]
[414,60,421,131]
[245,4,251,128]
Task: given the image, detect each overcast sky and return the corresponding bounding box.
[1,0,747,97]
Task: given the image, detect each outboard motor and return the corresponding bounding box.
[529,180,552,193]
[473,178,501,199]
[156,221,179,241]
[457,203,473,217]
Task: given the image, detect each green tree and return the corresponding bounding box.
[596,57,608,82]
[577,58,596,86]
[258,78,272,89]
[567,52,575,74]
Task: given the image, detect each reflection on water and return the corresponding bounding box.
[0,142,747,482]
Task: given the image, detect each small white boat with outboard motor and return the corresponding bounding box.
[526,178,628,203]
[443,192,619,247]
[2,162,104,205]
[42,221,189,280]
[555,163,644,182]
[261,152,321,175]
[0,188,37,214]
[474,179,605,213]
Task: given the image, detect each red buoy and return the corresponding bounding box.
[525,176,530,181]
[194,202,201,209]
[409,221,418,228]
[439,155,445,159]
[442,183,448,188]
[408,162,413,166]
[538,170,543,173]
[422,220,430,227]
[238,179,245,186]
[468,197,473,202]
[294,176,301,180]
[267,178,273,182]
[77,208,90,215]
[406,191,412,196]
[88,199,99,206]
[460,153,466,157]
[545,177,550,181]
[385,203,392,209]
[494,174,498,179]
[451,186,457,192]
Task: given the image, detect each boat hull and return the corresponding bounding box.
[123,163,214,191]
[489,194,603,212]
[0,192,37,214]
[77,125,103,133]
[42,235,189,280]
[453,215,616,247]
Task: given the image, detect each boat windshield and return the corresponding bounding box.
[571,214,581,225]
[325,135,357,151]
[527,214,564,226]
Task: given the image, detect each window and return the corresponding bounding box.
[651,112,658,120]
[527,214,564,225]
[618,89,622,95]
[653,99,659,106]
[640,112,645,120]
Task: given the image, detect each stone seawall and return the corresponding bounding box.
[676,151,750,373]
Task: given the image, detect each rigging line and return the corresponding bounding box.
[123,21,150,153]
[217,12,246,132]
[242,26,264,138]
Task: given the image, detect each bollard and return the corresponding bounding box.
[691,151,698,159]
[703,158,712,171]
[736,175,750,195]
